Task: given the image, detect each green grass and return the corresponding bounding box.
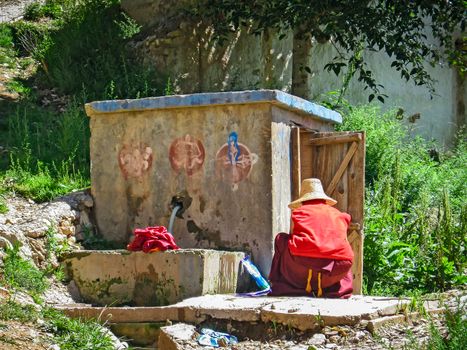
[0,301,39,322]
[0,195,7,214]
[1,246,49,295]
[0,24,16,66]
[424,302,467,350]
[338,106,467,295]
[42,308,116,350]
[0,301,117,350]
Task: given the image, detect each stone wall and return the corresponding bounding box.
[122,0,465,146]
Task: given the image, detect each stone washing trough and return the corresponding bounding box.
[62,249,246,306]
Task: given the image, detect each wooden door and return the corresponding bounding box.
[291,128,365,294]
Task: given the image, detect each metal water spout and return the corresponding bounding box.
[168,191,192,234]
[168,205,181,235]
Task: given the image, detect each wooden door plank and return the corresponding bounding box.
[326,141,358,195]
[307,133,361,145]
[347,132,365,226]
[348,228,364,294]
[299,130,314,179]
[291,127,301,200]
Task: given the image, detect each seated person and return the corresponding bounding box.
[269,178,354,298]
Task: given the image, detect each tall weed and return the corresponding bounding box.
[338,106,466,295]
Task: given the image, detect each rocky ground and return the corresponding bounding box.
[0,0,42,23]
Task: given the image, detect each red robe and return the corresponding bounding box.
[288,200,354,260]
[269,200,354,298]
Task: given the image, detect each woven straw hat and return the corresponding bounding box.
[288,178,337,209]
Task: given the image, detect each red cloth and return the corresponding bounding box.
[288,200,354,261]
[127,226,179,253]
[269,232,353,298]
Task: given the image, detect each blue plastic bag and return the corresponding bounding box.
[197,328,238,347]
[239,256,271,296]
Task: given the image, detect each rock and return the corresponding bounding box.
[59,218,75,236]
[355,330,366,340]
[328,335,340,343]
[0,236,13,250]
[307,333,326,345]
[158,323,197,350]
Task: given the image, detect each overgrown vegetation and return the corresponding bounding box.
[0,242,117,349]
[337,105,466,295]
[0,0,165,201]
[1,245,49,296]
[423,301,467,350]
[42,308,116,350]
[0,300,116,349]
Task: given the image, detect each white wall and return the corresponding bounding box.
[122,0,465,146]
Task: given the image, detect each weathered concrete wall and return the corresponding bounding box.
[89,103,272,273]
[121,0,464,146]
[86,91,339,274]
[62,249,245,306]
[269,106,334,240]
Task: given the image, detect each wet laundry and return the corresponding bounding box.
[127,225,179,253]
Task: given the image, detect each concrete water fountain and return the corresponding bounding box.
[62,90,344,307]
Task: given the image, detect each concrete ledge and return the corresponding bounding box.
[62,249,246,306]
[367,307,446,334]
[85,90,342,124]
[56,294,411,331]
[55,304,178,323]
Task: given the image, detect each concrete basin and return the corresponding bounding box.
[62,249,246,306]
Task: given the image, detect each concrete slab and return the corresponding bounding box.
[85,90,342,124]
[175,294,275,322]
[61,249,246,306]
[56,294,410,331]
[158,323,198,350]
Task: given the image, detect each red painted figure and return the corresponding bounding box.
[269,178,354,298]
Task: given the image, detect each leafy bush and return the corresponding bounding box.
[338,106,466,295]
[0,24,14,48]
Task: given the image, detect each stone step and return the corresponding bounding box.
[56,294,410,331]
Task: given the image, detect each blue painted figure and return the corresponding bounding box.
[227,131,241,164]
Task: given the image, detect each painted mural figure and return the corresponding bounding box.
[169,134,205,176]
[118,143,153,180]
[216,131,258,190]
[227,132,240,164]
